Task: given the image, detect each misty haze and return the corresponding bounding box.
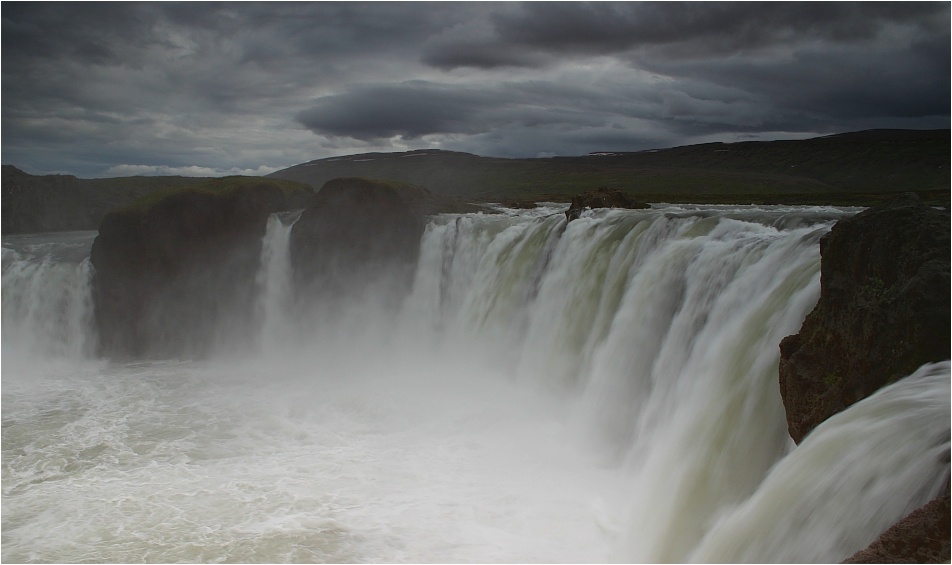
[2,2,949,564]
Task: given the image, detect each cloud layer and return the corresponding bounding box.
[2,2,948,177]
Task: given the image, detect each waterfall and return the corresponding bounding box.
[1,231,98,363]
[256,210,302,353]
[402,206,861,561]
[689,361,950,563]
[3,205,946,563]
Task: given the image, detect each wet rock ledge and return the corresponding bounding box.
[564,187,649,221]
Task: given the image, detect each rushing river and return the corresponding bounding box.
[2,205,948,563]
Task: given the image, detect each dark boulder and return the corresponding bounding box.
[779,193,950,444]
[90,177,312,358]
[290,177,454,302]
[565,187,649,221]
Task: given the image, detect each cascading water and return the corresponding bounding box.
[2,231,98,365]
[688,360,951,563]
[2,205,947,563]
[256,210,303,354]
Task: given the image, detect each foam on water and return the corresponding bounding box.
[2,350,629,563]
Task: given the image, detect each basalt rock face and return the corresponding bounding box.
[90,178,312,358]
[778,193,950,444]
[565,187,649,221]
[290,178,441,303]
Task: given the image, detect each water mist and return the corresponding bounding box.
[3,205,946,563]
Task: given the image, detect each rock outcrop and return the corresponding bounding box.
[778,193,950,564]
[842,495,950,563]
[779,193,950,444]
[90,177,312,358]
[290,177,460,302]
[564,187,649,221]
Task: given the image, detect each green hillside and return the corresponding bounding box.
[3,129,948,235]
[1,166,213,234]
[269,129,949,205]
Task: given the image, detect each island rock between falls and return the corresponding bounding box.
[564,186,650,222]
[90,175,472,359]
[289,176,477,297]
[90,177,312,358]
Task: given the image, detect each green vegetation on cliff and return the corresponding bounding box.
[118,176,313,215]
[1,166,211,234]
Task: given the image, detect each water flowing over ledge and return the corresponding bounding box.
[2,205,947,563]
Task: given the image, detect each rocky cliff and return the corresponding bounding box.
[90,175,469,357]
[777,194,950,563]
[289,177,473,305]
[779,194,950,443]
[842,495,950,563]
[90,177,312,358]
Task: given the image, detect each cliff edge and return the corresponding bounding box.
[777,194,950,563]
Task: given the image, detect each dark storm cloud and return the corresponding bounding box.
[2,2,948,177]
[424,2,948,66]
[296,80,613,140]
[297,82,500,140]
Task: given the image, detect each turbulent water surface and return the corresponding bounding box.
[3,205,948,563]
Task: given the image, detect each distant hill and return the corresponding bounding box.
[269,129,950,205]
[1,167,212,234]
[3,129,948,235]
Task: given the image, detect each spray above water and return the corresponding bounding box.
[2,205,946,563]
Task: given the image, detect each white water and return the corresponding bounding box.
[2,231,98,367]
[2,205,948,563]
[256,210,302,353]
[689,360,951,563]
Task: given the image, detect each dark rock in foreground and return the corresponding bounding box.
[565,187,649,221]
[778,193,950,565]
[90,177,312,358]
[842,495,950,563]
[779,193,950,444]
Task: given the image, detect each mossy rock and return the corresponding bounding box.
[117,176,312,215]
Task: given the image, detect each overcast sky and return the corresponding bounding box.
[2,2,949,178]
